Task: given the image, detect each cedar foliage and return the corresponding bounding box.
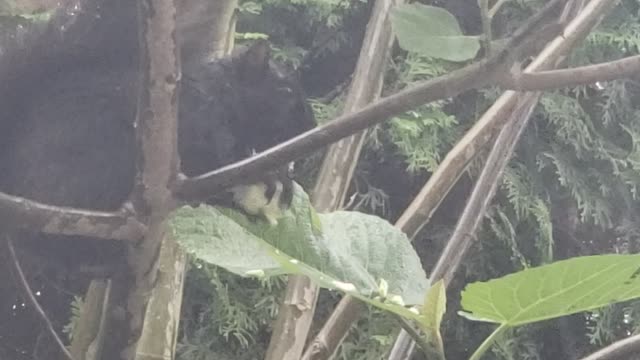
[176,1,640,359]
[1,0,639,359]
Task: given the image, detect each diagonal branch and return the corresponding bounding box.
[175,55,505,200]
[386,93,543,359]
[0,192,146,241]
[2,0,623,245]
[503,54,640,91]
[578,333,640,360]
[302,0,620,359]
[177,0,639,202]
[395,0,622,240]
[388,0,618,358]
[268,0,402,358]
[5,238,74,360]
[430,93,539,285]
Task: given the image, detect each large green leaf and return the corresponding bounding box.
[169,183,429,307]
[460,254,640,326]
[317,211,428,304]
[390,3,480,62]
[169,204,283,276]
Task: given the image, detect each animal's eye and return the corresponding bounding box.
[278,87,293,94]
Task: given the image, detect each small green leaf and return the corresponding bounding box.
[460,254,640,326]
[390,3,480,61]
[421,280,446,330]
[417,280,446,358]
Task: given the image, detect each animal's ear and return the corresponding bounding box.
[233,39,271,82]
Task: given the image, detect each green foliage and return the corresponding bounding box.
[460,255,640,360]
[334,305,398,360]
[175,1,640,359]
[391,3,480,62]
[177,263,286,360]
[421,281,446,357]
[0,1,52,20]
[388,106,459,173]
[461,254,640,327]
[382,52,467,173]
[62,295,84,342]
[479,0,640,301]
[236,0,370,67]
[490,326,542,360]
[170,184,429,310]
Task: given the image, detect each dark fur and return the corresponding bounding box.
[0,0,315,270]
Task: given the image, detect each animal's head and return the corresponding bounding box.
[230,40,316,152]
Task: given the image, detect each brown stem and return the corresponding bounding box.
[0,192,146,241]
[116,0,181,358]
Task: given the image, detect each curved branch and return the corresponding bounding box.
[0,192,146,241]
[579,334,640,360]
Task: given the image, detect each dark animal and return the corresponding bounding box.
[0,0,316,270]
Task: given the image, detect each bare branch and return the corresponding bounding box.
[503,54,640,90]
[135,2,238,359]
[5,238,75,360]
[296,0,566,358]
[301,299,366,360]
[175,58,497,199]
[388,0,618,358]
[174,0,591,202]
[120,0,180,358]
[0,192,145,241]
[69,279,111,359]
[431,94,539,285]
[281,0,401,357]
[579,334,640,360]
[396,0,622,240]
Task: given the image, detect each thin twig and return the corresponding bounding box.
[5,237,75,360]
